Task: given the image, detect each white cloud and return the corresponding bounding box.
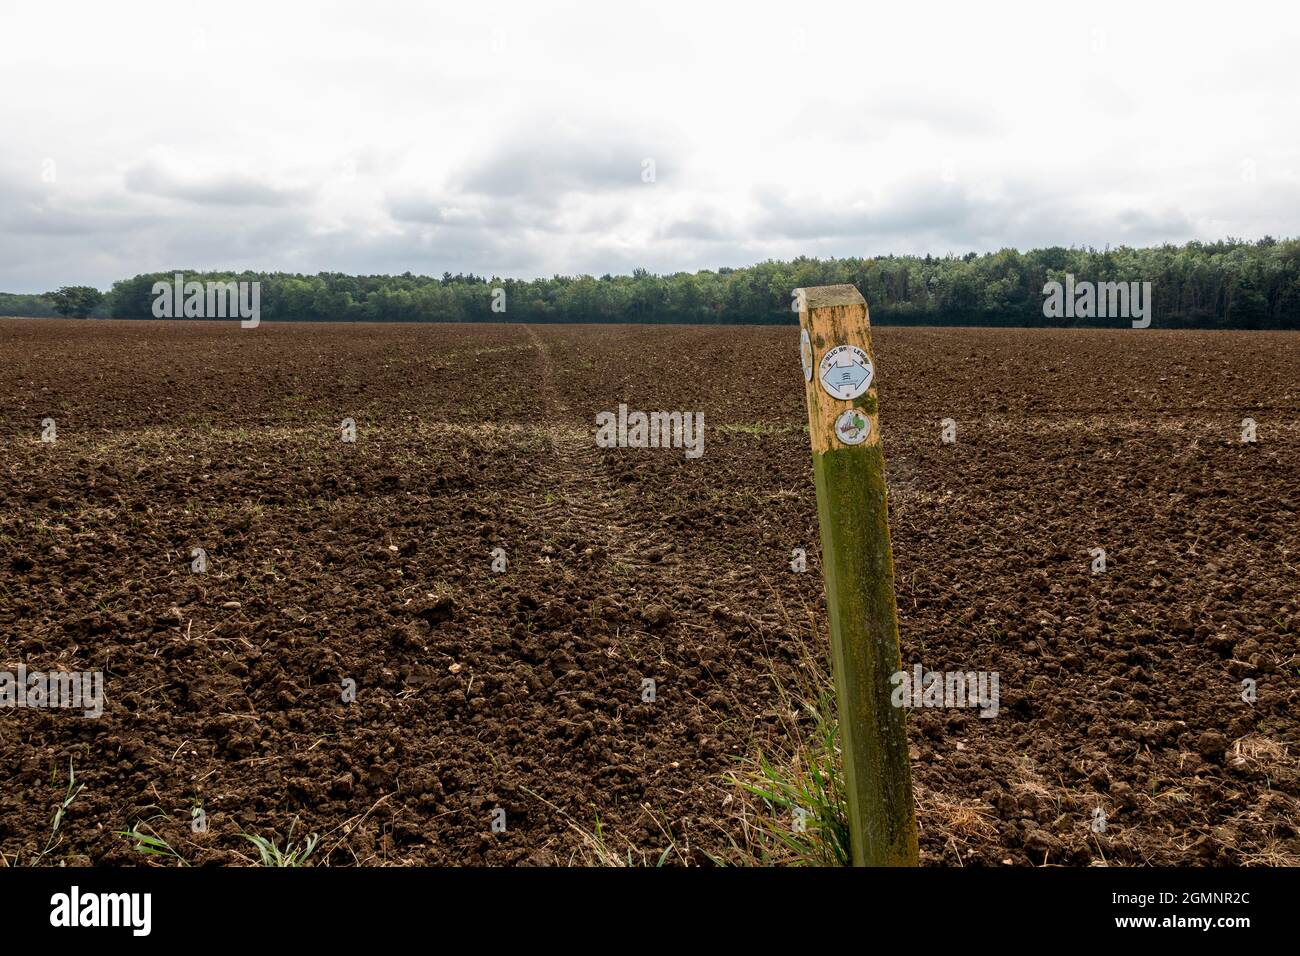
[0,0,1296,291]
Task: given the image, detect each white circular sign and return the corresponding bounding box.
[799,329,813,382]
[834,408,871,445]
[818,345,874,400]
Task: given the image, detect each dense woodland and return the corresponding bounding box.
[5,238,1299,328]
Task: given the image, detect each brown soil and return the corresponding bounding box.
[1,318,1296,866]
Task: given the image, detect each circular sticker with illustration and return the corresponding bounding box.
[799,328,813,382]
[834,408,871,445]
[818,344,874,400]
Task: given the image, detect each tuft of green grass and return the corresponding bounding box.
[241,818,319,867]
[721,591,853,867]
[118,829,188,864]
[727,685,851,866]
[116,809,190,865]
[32,758,84,865]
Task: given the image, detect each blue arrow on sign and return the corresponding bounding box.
[821,358,871,392]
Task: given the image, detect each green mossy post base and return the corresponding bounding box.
[796,284,919,867]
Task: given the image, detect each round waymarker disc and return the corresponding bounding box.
[818,345,873,400]
[834,408,871,445]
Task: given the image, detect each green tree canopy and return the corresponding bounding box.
[47,286,105,318]
[6,238,1298,329]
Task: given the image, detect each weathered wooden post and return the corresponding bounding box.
[795,284,918,866]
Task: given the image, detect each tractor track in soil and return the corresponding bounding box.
[517,325,673,576]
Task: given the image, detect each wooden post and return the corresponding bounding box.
[795,284,918,867]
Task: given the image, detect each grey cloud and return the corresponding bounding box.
[744,179,1212,255]
[460,141,654,198]
[659,217,732,241]
[442,123,675,206]
[385,195,473,225]
[1115,207,1197,239]
[0,174,162,239]
[750,181,996,242]
[124,162,313,207]
[386,194,550,229]
[0,167,323,289]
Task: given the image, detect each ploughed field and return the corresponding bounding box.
[1,317,1296,866]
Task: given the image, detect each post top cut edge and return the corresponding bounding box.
[797,284,866,310]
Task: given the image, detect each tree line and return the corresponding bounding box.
[7,237,1299,328]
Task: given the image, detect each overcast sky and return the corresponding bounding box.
[1,0,1297,292]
